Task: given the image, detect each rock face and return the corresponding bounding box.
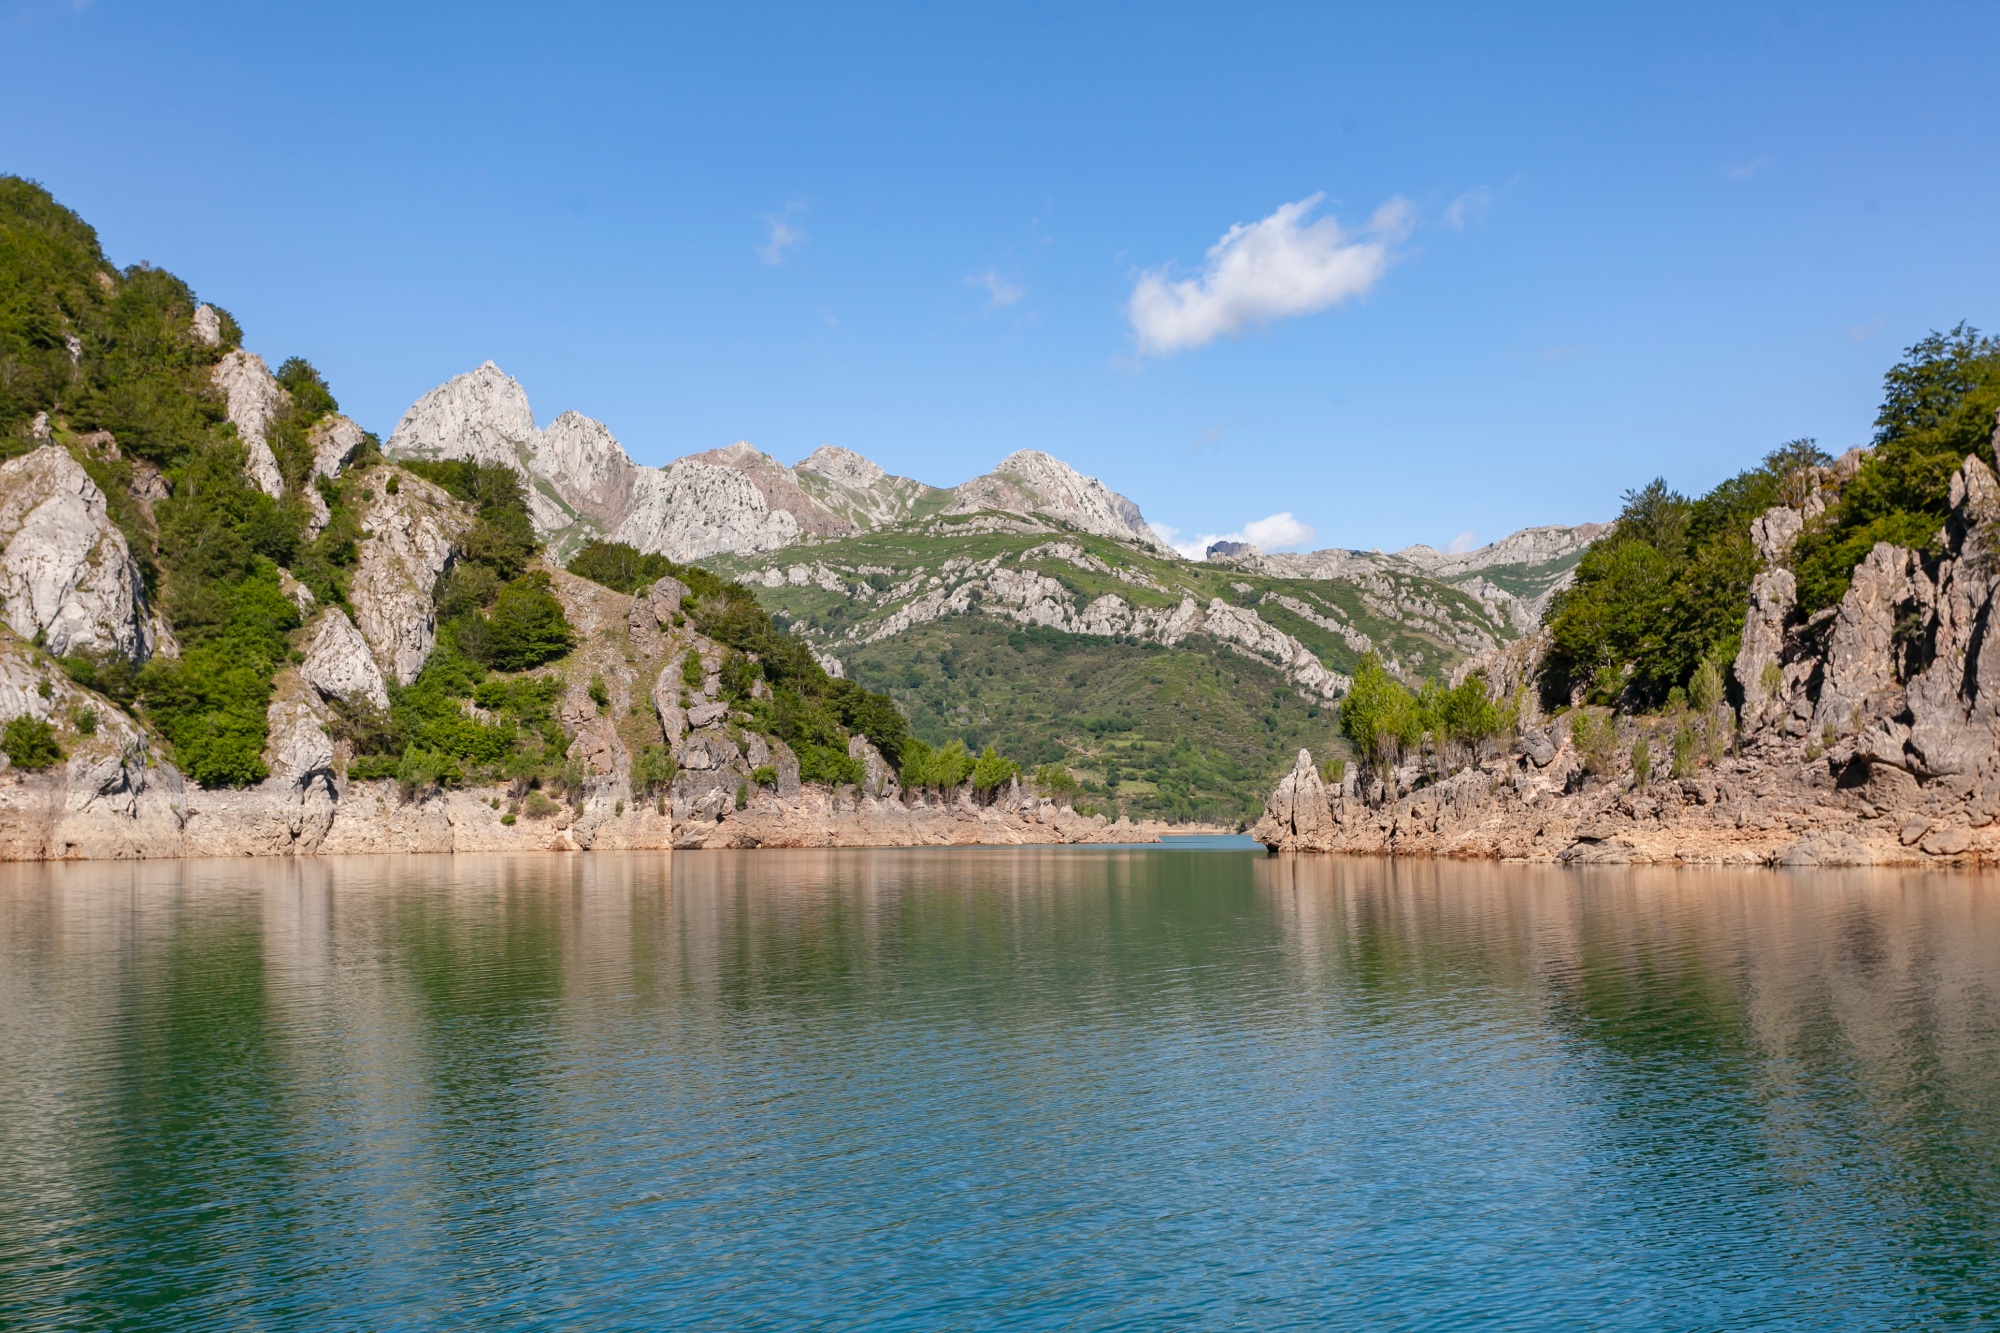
[349,470,472,686]
[299,607,390,711]
[795,445,940,528]
[946,450,1168,552]
[1253,448,2000,868]
[0,446,166,663]
[212,349,288,498]
[301,414,368,537]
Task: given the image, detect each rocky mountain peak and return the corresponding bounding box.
[386,360,538,469]
[797,445,886,488]
[693,442,853,538]
[948,449,1167,552]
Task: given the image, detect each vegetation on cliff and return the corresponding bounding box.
[1792,325,2000,611]
[1540,442,1828,710]
[1540,325,2000,719]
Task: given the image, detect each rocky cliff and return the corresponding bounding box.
[0,445,170,664]
[1252,448,2000,868]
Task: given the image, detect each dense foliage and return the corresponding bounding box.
[846,616,1346,822]
[1539,442,1829,710]
[566,540,680,594]
[1792,326,2000,611]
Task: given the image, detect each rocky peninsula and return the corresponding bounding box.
[1253,442,2000,868]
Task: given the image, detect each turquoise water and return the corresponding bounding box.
[4,849,2000,1329]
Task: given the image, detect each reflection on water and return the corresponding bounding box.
[3,852,2000,1329]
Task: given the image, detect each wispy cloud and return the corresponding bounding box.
[1445,530,1479,555]
[1845,314,1887,343]
[1128,194,1412,356]
[1151,511,1317,560]
[1725,157,1772,181]
[758,209,807,265]
[1441,186,1492,230]
[968,269,1023,308]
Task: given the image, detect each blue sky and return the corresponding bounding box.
[6,1,1999,555]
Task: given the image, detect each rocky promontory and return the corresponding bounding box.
[1253,448,2000,868]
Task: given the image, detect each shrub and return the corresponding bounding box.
[1033,761,1079,797]
[751,764,777,788]
[632,744,677,796]
[567,540,681,594]
[1570,710,1618,776]
[587,675,609,710]
[521,790,558,820]
[2,716,62,769]
[1339,653,1422,774]
[71,707,97,736]
[1631,736,1652,788]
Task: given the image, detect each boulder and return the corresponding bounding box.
[1810,542,1914,742]
[0,446,166,663]
[848,733,900,799]
[299,607,390,711]
[1775,832,1871,867]
[1734,567,1797,732]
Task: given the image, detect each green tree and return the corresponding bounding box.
[1794,325,2000,610]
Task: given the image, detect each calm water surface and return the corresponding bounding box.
[4,844,2000,1329]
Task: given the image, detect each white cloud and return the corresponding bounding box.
[1128,194,1412,355]
[1445,530,1479,554]
[758,214,806,265]
[1151,512,1317,560]
[1725,157,1772,181]
[969,269,1024,308]
[1441,187,1491,230]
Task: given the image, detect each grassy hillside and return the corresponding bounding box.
[844,617,1349,824]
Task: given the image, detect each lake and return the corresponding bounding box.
[4,844,2000,1329]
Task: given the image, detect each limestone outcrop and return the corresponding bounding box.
[0,446,167,663]
[349,469,472,685]
[298,607,390,712]
[212,349,288,498]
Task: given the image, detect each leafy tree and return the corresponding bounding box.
[567,540,680,594]
[1793,325,2000,610]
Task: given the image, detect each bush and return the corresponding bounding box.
[2,715,62,769]
[632,744,676,795]
[1631,736,1651,788]
[751,764,777,788]
[567,540,680,594]
[1571,710,1618,776]
[1032,761,1079,797]
[1340,653,1422,773]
